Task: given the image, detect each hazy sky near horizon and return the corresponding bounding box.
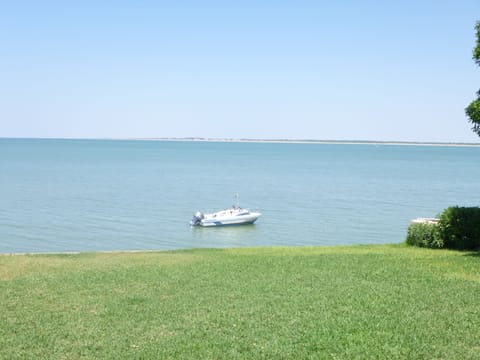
[1,1,480,142]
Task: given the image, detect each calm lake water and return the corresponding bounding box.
[1,138,479,253]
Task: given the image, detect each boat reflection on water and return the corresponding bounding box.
[190,222,260,247]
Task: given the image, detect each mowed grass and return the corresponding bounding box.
[1,245,479,359]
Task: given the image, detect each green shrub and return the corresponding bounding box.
[406,222,443,248]
[438,206,480,250]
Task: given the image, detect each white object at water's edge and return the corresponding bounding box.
[411,218,440,224]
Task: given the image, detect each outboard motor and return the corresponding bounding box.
[191,212,204,226]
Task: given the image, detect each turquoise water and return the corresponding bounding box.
[1,138,479,253]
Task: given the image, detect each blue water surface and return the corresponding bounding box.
[1,138,479,253]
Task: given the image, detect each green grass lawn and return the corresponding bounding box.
[1,245,479,359]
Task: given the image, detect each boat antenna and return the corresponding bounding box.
[235,193,239,208]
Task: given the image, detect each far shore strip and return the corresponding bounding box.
[130,138,480,147]
[2,137,479,147]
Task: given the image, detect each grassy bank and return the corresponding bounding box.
[1,245,479,359]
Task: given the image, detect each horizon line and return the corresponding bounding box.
[1,136,479,146]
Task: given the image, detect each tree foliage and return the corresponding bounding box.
[466,21,480,137]
[474,21,480,66]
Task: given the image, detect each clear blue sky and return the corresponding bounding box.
[1,0,479,142]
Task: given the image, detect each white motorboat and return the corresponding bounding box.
[191,206,261,227]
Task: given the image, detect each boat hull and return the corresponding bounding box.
[199,212,261,227]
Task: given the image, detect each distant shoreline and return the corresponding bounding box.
[146,137,480,147]
[2,137,480,147]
